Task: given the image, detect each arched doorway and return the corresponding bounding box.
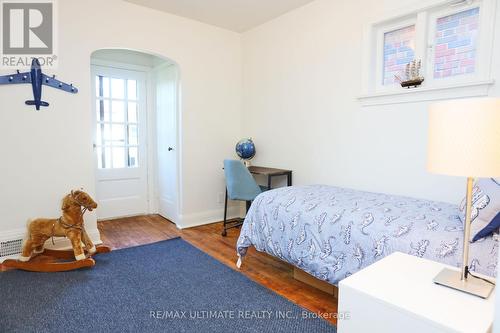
[90,49,180,224]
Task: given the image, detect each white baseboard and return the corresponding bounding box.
[177,205,244,229]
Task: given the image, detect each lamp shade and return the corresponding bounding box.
[428,98,500,178]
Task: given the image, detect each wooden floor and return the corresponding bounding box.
[98,214,338,325]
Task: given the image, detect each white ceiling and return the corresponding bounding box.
[124,0,316,32]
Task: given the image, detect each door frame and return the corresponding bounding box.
[90,57,181,223]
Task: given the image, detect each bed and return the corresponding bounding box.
[236,185,498,285]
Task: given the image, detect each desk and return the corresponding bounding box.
[248,166,292,189]
[221,164,292,237]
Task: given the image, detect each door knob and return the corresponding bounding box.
[168,147,174,151]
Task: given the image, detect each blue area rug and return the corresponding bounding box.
[0,238,336,333]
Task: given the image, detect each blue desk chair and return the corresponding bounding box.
[222,159,265,236]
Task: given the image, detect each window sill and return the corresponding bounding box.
[358,80,495,106]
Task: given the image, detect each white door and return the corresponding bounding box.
[155,64,178,222]
[92,66,149,220]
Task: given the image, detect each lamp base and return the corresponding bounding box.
[433,268,494,299]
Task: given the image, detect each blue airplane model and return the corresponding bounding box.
[0,58,78,110]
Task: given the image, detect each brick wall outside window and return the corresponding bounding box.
[434,7,479,79]
[383,25,416,85]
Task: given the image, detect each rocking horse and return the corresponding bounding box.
[2,190,111,272]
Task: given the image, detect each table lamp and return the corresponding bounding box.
[428,97,500,299]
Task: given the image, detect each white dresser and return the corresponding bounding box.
[338,252,496,333]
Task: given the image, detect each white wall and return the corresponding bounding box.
[1,0,498,247]
[241,0,500,204]
[0,0,242,243]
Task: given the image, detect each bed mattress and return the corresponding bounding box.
[236,185,498,285]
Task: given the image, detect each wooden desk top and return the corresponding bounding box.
[248,166,292,176]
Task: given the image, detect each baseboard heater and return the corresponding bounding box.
[0,238,23,257]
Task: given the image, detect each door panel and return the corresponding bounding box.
[156,64,178,222]
[92,66,148,220]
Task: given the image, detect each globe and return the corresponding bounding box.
[235,138,255,160]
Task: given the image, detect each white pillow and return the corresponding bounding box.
[460,178,500,241]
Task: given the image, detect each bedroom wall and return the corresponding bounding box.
[0,0,242,244]
[241,0,500,205]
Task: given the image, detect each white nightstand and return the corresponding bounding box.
[338,252,496,333]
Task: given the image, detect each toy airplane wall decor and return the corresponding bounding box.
[0,58,78,110]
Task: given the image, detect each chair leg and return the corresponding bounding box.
[222,189,228,237]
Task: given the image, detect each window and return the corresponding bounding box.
[383,25,416,85]
[95,75,139,169]
[433,7,480,79]
[361,0,495,103]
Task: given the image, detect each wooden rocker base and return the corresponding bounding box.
[42,245,111,260]
[2,245,112,273]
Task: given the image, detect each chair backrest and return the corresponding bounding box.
[223,160,262,201]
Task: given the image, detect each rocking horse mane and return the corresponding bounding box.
[61,192,80,211]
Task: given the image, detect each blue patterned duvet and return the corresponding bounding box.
[236,185,498,285]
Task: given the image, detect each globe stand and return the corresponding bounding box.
[243,160,251,167]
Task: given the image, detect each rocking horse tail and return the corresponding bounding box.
[19,219,34,262]
[21,219,33,245]
[24,218,33,235]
